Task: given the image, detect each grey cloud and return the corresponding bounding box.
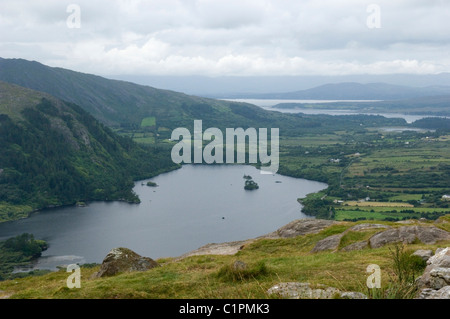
[0,0,448,76]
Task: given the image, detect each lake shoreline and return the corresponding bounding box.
[0,164,327,271]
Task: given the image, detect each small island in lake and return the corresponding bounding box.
[244,179,259,190]
[146,181,158,187]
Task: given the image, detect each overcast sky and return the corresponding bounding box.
[1,0,449,77]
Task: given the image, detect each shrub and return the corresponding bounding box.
[369,243,426,299]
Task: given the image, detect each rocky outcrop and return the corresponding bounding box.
[418,286,450,299]
[179,239,255,259]
[181,219,450,258]
[263,219,340,239]
[311,234,343,253]
[267,282,367,299]
[348,223,390,232]
[311,223,450,253]
[180,219,340,258]
[416,247,450,299]
[341,240,368,252]
[369,226,450,249]
[92,247,159,278]
[312,223,390,252]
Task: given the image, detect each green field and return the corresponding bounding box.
[133,135,155,144]
[388,194,423,201]
[335,206,450,221]
[140,116,156,128]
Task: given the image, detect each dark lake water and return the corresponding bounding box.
[0,165,327,270]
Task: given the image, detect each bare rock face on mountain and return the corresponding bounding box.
[369,226,450,249]
[92,247,158,278]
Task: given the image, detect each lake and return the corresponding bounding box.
[222,98,444,124]
[0,165,327,271]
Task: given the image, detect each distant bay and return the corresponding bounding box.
[223,99,446,124]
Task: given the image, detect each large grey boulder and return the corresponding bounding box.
[92,247,159,278]
[311,234,343,252]
[267,282,367,299]
[369,226,450,249]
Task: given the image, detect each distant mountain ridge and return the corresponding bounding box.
[222,82,450,100]
[0,58,273,129]
[112,73,450,96]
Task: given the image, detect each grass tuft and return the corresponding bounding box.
[216,260,270,282]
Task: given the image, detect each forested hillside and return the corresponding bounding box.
[0,81,178,222]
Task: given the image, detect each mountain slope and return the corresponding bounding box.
[0,58,276,129]
[0,81,177,222]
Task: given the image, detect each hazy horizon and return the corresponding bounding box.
[1,1,449,80]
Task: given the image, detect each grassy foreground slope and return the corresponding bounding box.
[1,216,449,299]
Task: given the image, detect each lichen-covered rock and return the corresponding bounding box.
[416,247,450,299]
[427,247,450,267]
[429,267,450,289]
[267,282,367,299]
[417,248,450,289]
[417,286,450,299]
[92,247,158,278]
